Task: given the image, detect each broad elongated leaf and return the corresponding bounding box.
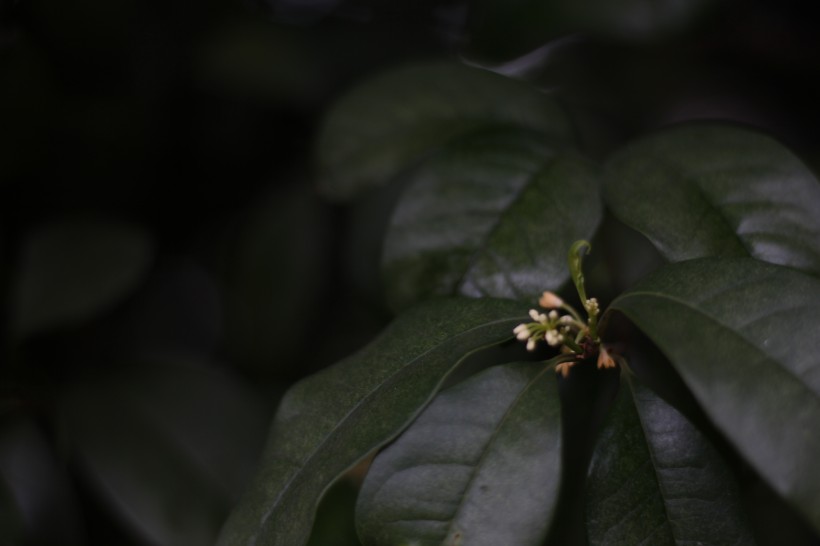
[357,362,562,546]
[603,123,820,276]
[609,257,820,532]
[383,128,602,311]
[316,61,573,200]
[586,372,754,545]
[13,219,154,337]
[217,298,527,546]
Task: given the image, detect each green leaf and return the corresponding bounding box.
[58,359,269,546]
[603,123,820,276]
[216,298,528,546]
[382,128,602,311]
[316,61,573,201]
[609,257,820,532]
[586,372,754,545]
[13,219,154,337]
[356,362,562,546]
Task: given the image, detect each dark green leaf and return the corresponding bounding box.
[609,257,820,532]
[356,362,562,546]
[13,219,154,337]
[316,61,573,200]
[382,128,601,311]
[603,123,820,276]
[59,359,269,546]
[586,372,754,545]
[216,298,528,546]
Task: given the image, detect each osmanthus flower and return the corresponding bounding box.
[513,241,619,377]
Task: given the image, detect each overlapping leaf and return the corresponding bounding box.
[216,298,528,546]
[603,123,820,276]
[609,257,820,532]
[316,61,573,200]
[383,128,602,311]
[357,362,562,546]
[586,372,754,545]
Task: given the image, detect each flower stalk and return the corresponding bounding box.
[512,240,615,377]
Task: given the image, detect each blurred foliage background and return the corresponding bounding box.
[1,0,819,544]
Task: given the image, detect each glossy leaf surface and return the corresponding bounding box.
[316,61,572,200]
[610,257,820,532]
[12,219,154,337]
[217,298,528,546]
[603,123,820,276]
[383,128,601,311]
[357,362,562,546]
[586,372,754,545]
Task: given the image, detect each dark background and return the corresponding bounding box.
[1,0,819,544]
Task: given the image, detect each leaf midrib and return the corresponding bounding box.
[442,362,554,541]
[256,315,523,544]
[612,290,818,399]
[454,154,560,299]
[625,378,678,546]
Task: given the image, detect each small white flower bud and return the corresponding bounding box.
[548,310,559,321]
[514,324,530,340]
[526,338,537,351]
[539,291,563,309]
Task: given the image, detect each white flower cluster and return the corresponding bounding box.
[512,290,618,377]
[512,292,583,353]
